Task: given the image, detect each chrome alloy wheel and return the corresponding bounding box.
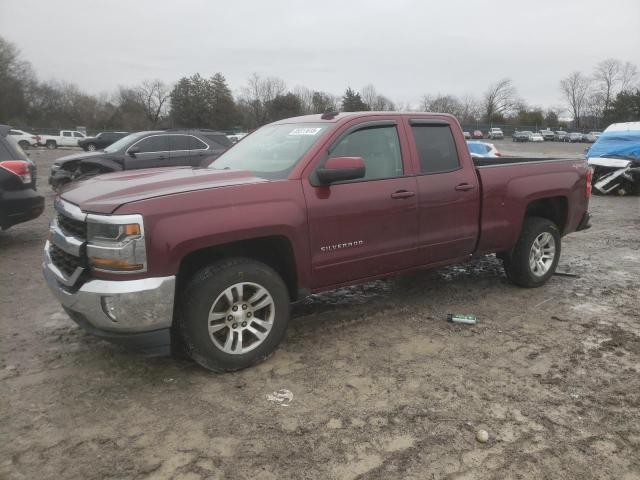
[529,232,556,277]
[207,282,275,354]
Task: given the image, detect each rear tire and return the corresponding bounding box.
[502,217,561,288]
[46,141,57,149]
[179,257,290,372]
[18,140,30,149]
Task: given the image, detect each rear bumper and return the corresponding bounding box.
[43,255,176,355]
[576,212,591,231]
[0,188,44,229]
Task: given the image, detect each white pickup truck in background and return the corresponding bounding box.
[487,127,504,139]
[38,130,86,149]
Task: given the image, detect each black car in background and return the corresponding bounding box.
[0,125,44,230]
[78,131,128,152]
[512,131,532,142]
[49,129,232,191]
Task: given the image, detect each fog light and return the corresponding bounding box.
[101,296,118,322]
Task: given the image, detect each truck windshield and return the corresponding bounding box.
[210,123,330,179]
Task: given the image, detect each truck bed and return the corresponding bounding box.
[473,156,590,255]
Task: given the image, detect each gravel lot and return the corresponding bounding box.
[1,143,639,480]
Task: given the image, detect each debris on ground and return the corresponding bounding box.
[266,389,294,407]
[476,429,489,443]
[447,314,477,325]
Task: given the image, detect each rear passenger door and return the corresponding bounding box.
[168,134,209,167]
[407,119,480,264]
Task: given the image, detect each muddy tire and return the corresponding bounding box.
[502,217,561,288]
[179,257,290,372]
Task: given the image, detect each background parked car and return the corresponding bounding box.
[49,129,233,191]
[466,140,501,158]
[530,132,544,142]
[487,127,504,139]
[463,131,471,139]
[226,132,248,143]
[0,125,44,229]
[472,130,483,139]
[565,132,583,143]
[512,131,532,142]
[8,129,40,149]
[583,131,601,143]
[554,130,568,141]
[38,130,86,149]
[539,129,555,141]
[78,131,128,151]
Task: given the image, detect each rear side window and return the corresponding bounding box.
[203,134,232,149]
[412,125,460,174]
[63,132,72,137]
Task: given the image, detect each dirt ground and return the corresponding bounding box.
[1,144,639,480]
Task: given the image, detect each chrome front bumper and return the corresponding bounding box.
[43,251,176,334]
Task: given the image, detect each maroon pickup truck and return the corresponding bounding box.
[44,112,591,371]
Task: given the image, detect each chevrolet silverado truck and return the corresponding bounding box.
[43,112,592,372]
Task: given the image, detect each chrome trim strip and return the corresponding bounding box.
[44,241,84,287]
[125,134,210,156]
[54,197,86,222]
[50,217,84,256]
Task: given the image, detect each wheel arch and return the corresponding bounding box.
[524,196,568,234]
[176,235,299,302]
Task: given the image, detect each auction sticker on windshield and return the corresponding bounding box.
[289,127,322,136]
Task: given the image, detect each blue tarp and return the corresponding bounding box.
[588,130,640,159]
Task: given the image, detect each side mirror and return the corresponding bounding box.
[316,156,365,184]
[128,146,140,157]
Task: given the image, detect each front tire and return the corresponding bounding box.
[18,140,30,149]
[179,258,290,372]
[502,217,561,287]
[86,143,97,152]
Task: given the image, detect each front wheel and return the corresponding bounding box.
[502,217,561,287]
[86,143,97,152]
[179,258,290,372]
[18,140,30,149]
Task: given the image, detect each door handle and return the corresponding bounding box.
[390,190,416,199]
[454,183,475,191]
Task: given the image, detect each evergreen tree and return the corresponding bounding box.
[341,87,369,112]
[266,93,302,121]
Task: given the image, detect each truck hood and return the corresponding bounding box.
[61,167,268,214]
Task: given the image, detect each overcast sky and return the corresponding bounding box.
[1,0,639,112]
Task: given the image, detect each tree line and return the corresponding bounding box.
[1,35,638,133]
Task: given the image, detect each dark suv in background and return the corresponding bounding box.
[78,131,128,152]
[49,129,233,191]
[0,125,44,230]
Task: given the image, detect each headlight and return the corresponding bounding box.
[86,214,146,273]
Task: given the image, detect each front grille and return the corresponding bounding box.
[50,243,84,277]
[58,213,86,239]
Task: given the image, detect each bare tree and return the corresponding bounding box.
[460,94,480,123]
[560,72,591,128]
[593,58,622,111]
[360,84,395,110]
[620,61,638,92]
[482,78,518,123]
[135,79,170,127]
[293,86,314,114]
[240,73,287,126]
[421,94,462,116]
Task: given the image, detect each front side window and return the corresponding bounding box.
[133,135,169,153]
[330,125,403,180]
[73,132,84,138]
[412,125,460,174]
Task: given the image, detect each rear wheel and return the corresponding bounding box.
[502,217,560,287]
[18,140,30,149]
[179,258,290,372]
[46,140,57,149]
